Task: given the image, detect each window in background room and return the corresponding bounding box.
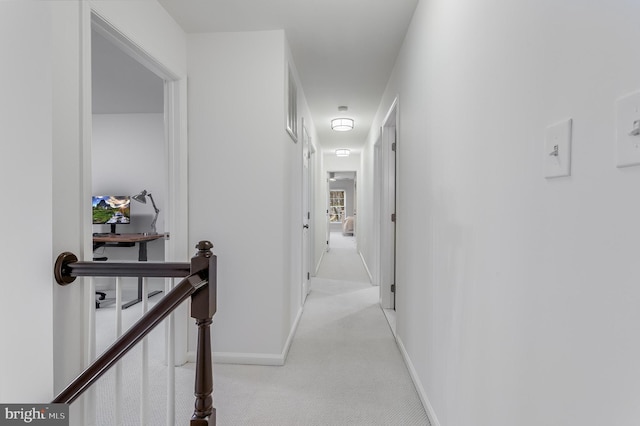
[329,190,345,223]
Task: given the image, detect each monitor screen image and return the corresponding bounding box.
[92,195,131,225]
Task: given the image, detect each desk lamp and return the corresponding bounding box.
[132,189,160,234]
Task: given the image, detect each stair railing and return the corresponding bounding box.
[52,240,217,425]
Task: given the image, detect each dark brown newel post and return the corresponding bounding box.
[190,241,217,426]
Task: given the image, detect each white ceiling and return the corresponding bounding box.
[331,171,356,181]
[93,0,419,152]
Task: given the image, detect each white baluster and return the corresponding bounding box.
[140,277,149,425]
[166,277,176,426]
[115,277,123,426]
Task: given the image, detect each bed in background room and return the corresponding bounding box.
[342,216,355,235]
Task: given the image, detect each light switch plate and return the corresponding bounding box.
[544,118,572,178]
[615,91,640,168]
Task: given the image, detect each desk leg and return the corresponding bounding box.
[122,241,163,309]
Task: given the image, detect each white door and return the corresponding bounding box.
[380,100,398,310]
[302,120,311,301]
[326,172,332,251]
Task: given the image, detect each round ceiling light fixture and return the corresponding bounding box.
[331,118,354,132]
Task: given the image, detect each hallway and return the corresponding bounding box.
[210,232,430,425]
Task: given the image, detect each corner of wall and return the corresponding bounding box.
[197,306,304,366]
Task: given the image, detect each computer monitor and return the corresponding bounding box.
[92,195,131,234]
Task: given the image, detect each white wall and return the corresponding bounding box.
[0,2,55,402]
[363,1,640,425]
[92,113,166,235]
[312,153,327,272]
[188,30,308,363]
[0,1,188,417]
[324,151,361,174]
[286,40,317,332]
[358,140,376,283]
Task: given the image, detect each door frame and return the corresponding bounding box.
[89,8,188,263]
[81,6,189,421]
[326,171,357,247]
[301,118,313,302]
[373,137,382,288]
[377,97,398,309]
[326,172,332,251]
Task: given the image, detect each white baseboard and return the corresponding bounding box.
[315,249,326,275]
[211,352,286,366]
[280,306,303,362]
[358,250,373,284]
[396,336,441,426]
[188,307,304,367]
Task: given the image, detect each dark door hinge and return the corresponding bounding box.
[307,272,310,280]
[391,284,396,293]
[391,213,396,222]
[392,142,396,151]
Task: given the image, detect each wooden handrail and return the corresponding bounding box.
[54,255,191,284]
[52,240,217,425]
[52,272,205,404]
[59,259,192,279]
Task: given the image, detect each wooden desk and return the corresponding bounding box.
[93,233,169,309]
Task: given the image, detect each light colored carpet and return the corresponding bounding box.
[209,281,430,425]
[316,232,370,283]
[328,231,357,250]
[92,233,430,425]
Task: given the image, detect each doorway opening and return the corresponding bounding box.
[83,10,188,424]
[327,171,357,250]
[316,170,369,283]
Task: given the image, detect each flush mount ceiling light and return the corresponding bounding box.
[331,118,354,132]
[335,149,351,157]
